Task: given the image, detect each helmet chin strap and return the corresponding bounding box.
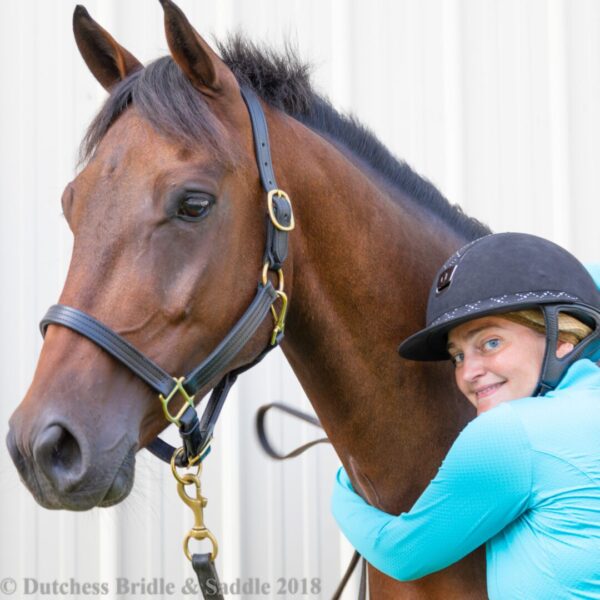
[534,304,600,396]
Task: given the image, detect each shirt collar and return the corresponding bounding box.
[554,358,600,392]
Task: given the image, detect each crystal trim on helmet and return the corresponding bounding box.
[429,290,580,327]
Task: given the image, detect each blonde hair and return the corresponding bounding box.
[501,309,592,346]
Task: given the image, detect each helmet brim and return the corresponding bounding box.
[398,293,583,361]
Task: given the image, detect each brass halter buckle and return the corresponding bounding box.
[159,377,196,427]
[267,189,295,232]
[171,447,219,562]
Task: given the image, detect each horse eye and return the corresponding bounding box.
[176,194,214,221]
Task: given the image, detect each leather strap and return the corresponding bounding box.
[255,402,329,460]
[255,402,368,599]
[331,552,367,600]
[535,303,600,396]
[183,283,277,394]
[240,86,278,191]
[265,209,291,270]
[148,340,277,466]
[146,435,192,464]
[40,282,277,399]
[191,553,224,600]
[150,372,240,466]
[40,304,175,397]
[358,557,368,600]
[240,86,291,271]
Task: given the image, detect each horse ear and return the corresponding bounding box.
[159,0,236,97]
[73,5,143,91]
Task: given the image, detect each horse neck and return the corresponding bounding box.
[273,112,475,511]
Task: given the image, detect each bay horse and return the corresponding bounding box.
[7,1,491,597]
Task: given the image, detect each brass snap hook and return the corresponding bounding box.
[270,290,289,345]
[261,264,289,345]
[171,448,219,562]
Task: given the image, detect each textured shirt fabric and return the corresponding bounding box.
[332,264,600,598]
[332,359,600,598]
[587,264,600,362]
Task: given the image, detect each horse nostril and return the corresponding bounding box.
[34,424,84,493]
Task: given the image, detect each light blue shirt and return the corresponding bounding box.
[332,360,600,598]
[332,265,600,598]
[588,264,600,361]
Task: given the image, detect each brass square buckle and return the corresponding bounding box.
[159,377,195,427]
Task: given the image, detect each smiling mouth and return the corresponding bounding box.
[474,382,505,402]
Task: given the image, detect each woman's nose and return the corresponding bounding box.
[460,354,486,382]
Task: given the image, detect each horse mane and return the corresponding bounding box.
[81,35,490,241]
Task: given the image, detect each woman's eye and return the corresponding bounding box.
[176,194,214,221]
[451,352,464,367]
[483,338,500,351]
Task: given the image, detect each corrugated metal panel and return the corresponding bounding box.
[1,1,598,599]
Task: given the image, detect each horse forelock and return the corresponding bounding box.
[81,35,490,241]
[79,56,235,168]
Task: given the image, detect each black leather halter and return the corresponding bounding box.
[40,86,294,468]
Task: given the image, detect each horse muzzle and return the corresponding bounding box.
[6,417,136,510]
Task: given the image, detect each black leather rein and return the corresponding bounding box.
[39,86,294,468]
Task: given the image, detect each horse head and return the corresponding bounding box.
[7,0,285,510]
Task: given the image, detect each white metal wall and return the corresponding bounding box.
[1,1,599,599]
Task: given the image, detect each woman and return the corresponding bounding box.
[332,232,600,598]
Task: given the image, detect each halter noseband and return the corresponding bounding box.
[40,86,294,467]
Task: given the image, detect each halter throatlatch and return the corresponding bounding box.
[39,87,294,597]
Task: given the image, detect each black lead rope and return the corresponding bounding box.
[255,402,330,459]
[192,554,224,599]
[255,403,367,599]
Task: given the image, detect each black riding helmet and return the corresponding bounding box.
[398,233,600,396]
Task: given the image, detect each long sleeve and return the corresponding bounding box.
[331,403,533,581]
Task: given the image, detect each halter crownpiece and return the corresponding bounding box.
[398,232,600,396]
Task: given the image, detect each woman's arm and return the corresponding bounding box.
[331,403,533,580]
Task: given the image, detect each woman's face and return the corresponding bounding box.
[447,316,573,415]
